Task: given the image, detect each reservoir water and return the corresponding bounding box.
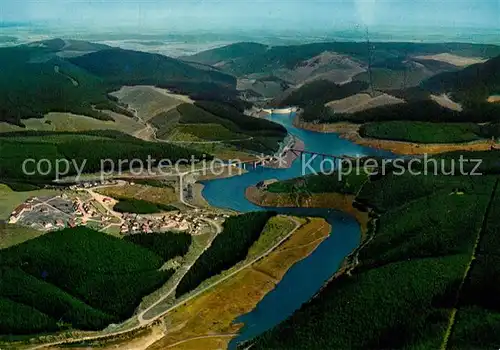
[201,112,392,347]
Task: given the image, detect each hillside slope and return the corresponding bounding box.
[186,41,500,79]
[70,48,236,87]
[184,42,268,66]
[150,101,287,153]
[247,164,500,349]
[0,41,236,126]
[422,55,500,103]
[0,227,174,334]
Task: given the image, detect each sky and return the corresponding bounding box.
[1,0,498,33]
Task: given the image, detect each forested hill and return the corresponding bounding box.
[185,41,500,77]
[247,157,500,349]
[422,54,500,103]
[30,38,112,52]
[0,40,236,126]
[69,48,236,87]
[183,42,268,66]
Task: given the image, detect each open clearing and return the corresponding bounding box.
[25,112,143,133]
[326,92,405,114]
[0,122,22,133]
[146,217,329,350]
[111,86,194,121]
[96,184,178,208]
[0,223,47,249]
[414,53,487,67]
[275,51,366,85]
[430,94,463,111]
[0,112,144,135]
[487,95,500,103]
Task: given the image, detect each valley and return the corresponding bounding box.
[1,31,500,350]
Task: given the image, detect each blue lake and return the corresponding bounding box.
[201,112,391,347]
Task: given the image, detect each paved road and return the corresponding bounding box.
[83,181,127,230]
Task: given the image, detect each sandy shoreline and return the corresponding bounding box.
[146,217,330,349]
[293,117,495,155]
[245,186,370,239]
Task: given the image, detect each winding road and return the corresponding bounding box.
[28,214,302,349]
[137,217,222,324]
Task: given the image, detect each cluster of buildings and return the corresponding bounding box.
[8,194,116,232]
[8,184,232,238]
[9,202,34,224]
[73,198,99,218]
[68,180,118,190]
[119,210,229,236]
[120,212,196,235]
[9,196,75,231]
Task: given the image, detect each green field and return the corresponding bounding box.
[0,223,47,250]
[172,124,244,141]
[246,216,297,259]
[130,179,176,189]
[113,198,178,214]
[0,184,57,220]
[360,121,482,143]
[150,108,182,139]
[18,112,145,135]
[0,227,177,335]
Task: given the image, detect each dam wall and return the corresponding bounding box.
[262,107,298,115]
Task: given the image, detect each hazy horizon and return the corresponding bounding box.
[2,1,498,32]
[1,0,498,55]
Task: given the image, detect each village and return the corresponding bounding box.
[8,180,229,237]
[118,209,227,235]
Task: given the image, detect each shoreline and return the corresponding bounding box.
[145,217,330,349]
[293,116,495,155]
[245,186,370,240]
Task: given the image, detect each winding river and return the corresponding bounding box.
[201,112,392,347]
